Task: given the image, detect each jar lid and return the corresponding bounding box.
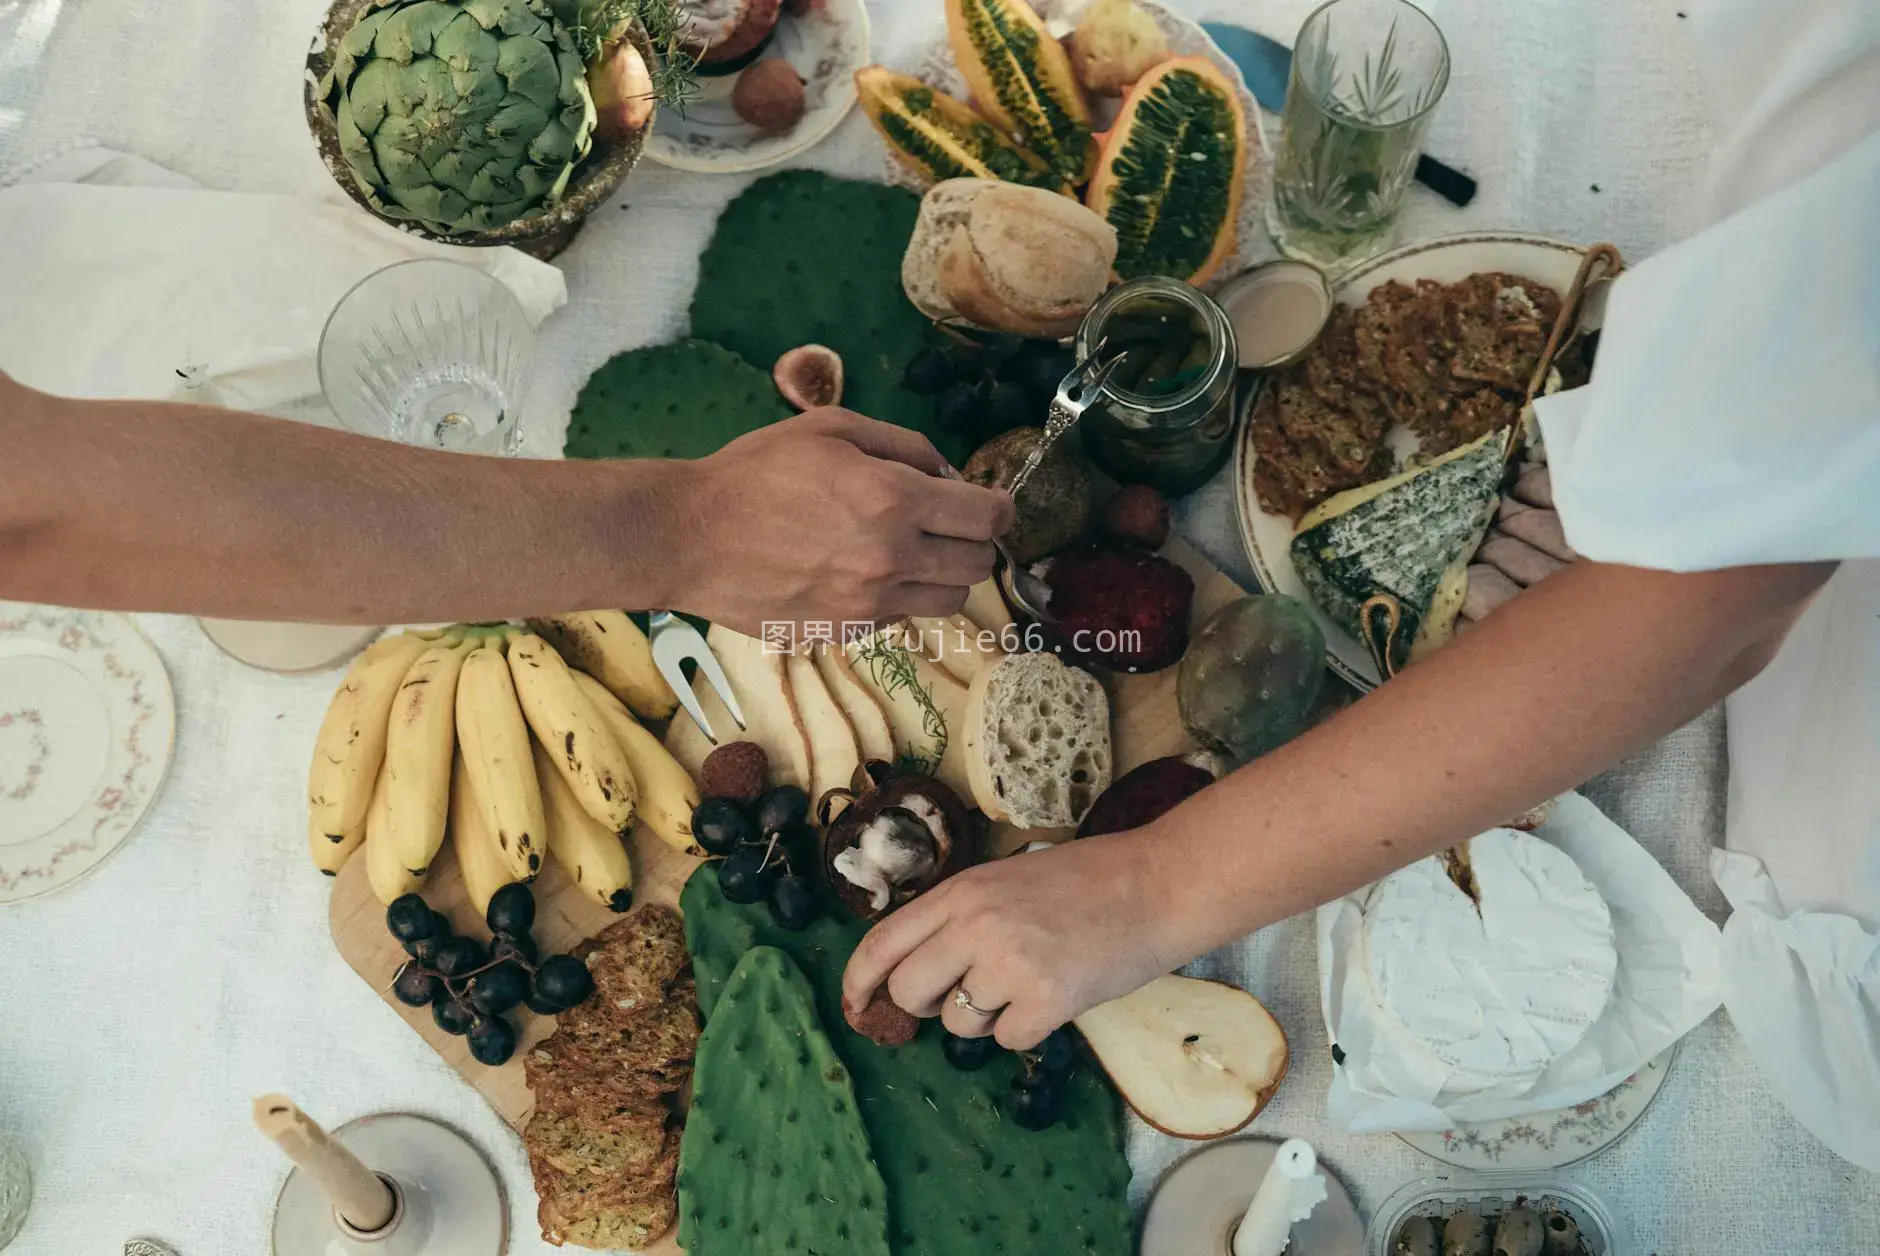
[1213,260,1334,370]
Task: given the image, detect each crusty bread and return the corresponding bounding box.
[903,178,1118,338]
[963,653,1112,828]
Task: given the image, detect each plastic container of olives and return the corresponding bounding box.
[1366,1173,1620,1256]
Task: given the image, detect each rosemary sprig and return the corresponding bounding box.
[567,0,700,113]
[855,633,948,776]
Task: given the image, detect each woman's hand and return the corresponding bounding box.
[680,409,1014,635]
[840,831,1193,1050]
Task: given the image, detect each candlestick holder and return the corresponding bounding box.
[1138,1138,1364,1256]
[257,1099,505,1256]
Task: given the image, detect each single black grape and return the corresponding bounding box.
[486,882,536,938]
[768,875,816,931]
[754,785,810,835]
[946,343,989,385]
[466,1016,518,1066]
[901,347,953,395]
[717,844,773,904]
[403,934,443,965]
[432,997,476,1037]
[982,380,1037,435]
[392,963,441,1008]
[941,1030,998,1072]
[692,797,756,857]
[933,384,982,433]
[431,937,487,979]
[771,821,818,869]
[1007,1073,1064,1131]
[467,962,530,1017]
[977,333,1025,369]
[386,894,439,943]
[1034,1028,1075,1075]
[492,933,539,968]
[534,955,595,1012]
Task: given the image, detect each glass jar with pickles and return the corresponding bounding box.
[1073,276,1239,496]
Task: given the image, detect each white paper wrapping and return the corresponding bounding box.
[1318,792,1723,1131]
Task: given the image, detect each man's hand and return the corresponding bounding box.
[841,834,1186,1050]
[681,409,1015,633]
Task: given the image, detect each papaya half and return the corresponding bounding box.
[1086,56,1247,284]
[854,66,1065,191]
[945,0,1096,187]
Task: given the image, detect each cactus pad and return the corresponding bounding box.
[682,868,1133,1256]
[564,339,791,462]
[688,171,964,463]
[676,946,891,1256]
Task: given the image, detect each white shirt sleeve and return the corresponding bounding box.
[1533,0,1880,572]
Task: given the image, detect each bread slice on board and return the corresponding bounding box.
[963,653,1112,829]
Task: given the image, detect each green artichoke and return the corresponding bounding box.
[323,0,598,236]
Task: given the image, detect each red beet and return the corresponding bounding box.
[1076,756,1216,838]
[1041,545,1195,673]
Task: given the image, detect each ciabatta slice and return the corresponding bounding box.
[963,653,1111,829]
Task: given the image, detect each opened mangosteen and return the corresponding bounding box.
[821,771,976,921]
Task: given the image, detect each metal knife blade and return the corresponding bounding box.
[1201,21,1478,208]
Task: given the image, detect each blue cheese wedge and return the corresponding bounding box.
[1290,429,1506,668]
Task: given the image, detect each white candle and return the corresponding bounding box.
[1232,1139,1327,1256]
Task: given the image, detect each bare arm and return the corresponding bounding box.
[844,557,1835,1048]
[0,375,1011,630]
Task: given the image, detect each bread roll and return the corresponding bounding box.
[903,179,1117,339]
[963,653,1112,829]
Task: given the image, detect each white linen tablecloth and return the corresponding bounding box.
[2,1,1876,1253]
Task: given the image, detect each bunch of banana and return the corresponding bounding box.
[306,614,706,908]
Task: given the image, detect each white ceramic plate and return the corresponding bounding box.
[898,0,1271,276]
[645,0,870,174]
[1234,233,1604,690]
[1397,1046,1676,1171]
[0,604,174,904]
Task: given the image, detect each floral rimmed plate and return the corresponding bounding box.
[645,0,871,173]
[1397,1047,1676,1171]
[0,605,174,904]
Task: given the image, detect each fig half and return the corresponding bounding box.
[822,772,976,921]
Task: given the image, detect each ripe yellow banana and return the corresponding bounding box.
[307,631,431,875]
[507,631,638,835]
[450,748,514,916]
[455,640,548,883]
[533,737,635,912]
[531,611,678,721]
[381,638,472,880]
[570,669,704,858]
[365,767,425,905]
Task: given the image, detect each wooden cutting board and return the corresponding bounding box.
[328,539,1247,1247]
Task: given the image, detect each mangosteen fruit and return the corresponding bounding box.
[822,773,975,921]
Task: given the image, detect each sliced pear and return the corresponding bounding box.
[907,613,1006,686]
[1074,974,1288,1139]
[812,645,896,766]
[786,648,863,806]
[665,626,813,791]
[844,639,976,802]
[962,577,1016,635]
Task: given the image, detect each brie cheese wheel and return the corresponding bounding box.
[1361,829,1617,1099]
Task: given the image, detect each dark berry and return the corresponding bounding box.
[692,797,756,857]
[1007,1073,1063,1131]
[403,934,443,965]
[934,384,981,433]
[754,785,810,835]
[485,882,536,938]
[717,844,771,904]
[901,347,953,395]
[386,895,439,943]
[769,875,816,931]
[941,1031,998,1071]
[525,988,564,1016]
[392,963,441,1008]
[1034,1028,1075,1075]
[467,962,529,1017]
[432,997,476,1037]
[431,937,486,979]
[534,955,595,1012]
[466,1016,518,1066]
[492,934,539,967]
[772,821,818,868]
[982,380,1036,435]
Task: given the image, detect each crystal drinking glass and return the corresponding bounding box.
[318,258,534,454]
[1266,0,1450,268]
